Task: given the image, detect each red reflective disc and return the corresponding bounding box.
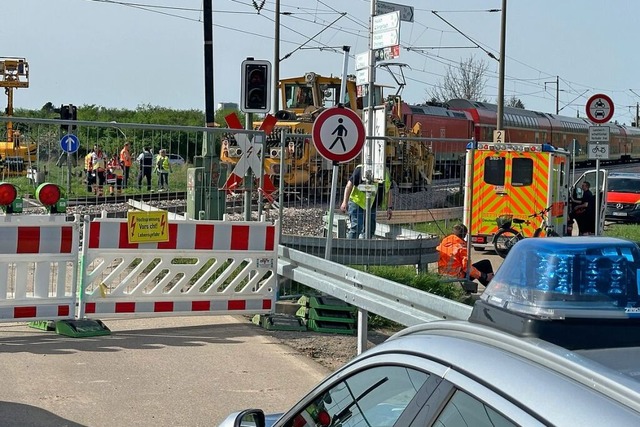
[37,183,61,206]
[0,183,17,206]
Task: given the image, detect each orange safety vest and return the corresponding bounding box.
[436,234,481,280]
[120,147,132,167]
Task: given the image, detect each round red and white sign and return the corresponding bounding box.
[312,107,365,163]
[586,94,614,124]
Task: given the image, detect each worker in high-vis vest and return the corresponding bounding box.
[340,164,395,239]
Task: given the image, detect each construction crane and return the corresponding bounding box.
[0,57,34,174]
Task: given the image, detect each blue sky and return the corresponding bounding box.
[4,0,640,125]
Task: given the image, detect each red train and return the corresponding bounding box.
[396,98,640,178]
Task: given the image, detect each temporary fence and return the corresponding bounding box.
[0,213,278,326]
[0,214,80,322]
[78,217,278,319]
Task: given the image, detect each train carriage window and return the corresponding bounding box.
[484,157,505,186]
[511,158,534,186]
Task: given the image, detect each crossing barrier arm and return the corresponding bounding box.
[277,246,472,326]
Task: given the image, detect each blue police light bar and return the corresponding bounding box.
[470,237,640,349]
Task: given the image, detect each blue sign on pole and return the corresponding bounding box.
[60,134,80,153]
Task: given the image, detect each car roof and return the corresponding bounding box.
[609,173,640,179]
[348,321,640,423]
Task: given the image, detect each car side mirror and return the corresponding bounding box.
[234,409,266,427]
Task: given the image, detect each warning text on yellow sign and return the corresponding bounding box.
[127,211,169,243]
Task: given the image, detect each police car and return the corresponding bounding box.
[220,237,640,426]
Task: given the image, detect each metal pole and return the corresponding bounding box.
[273,0,280,113]
[465,141,476,281]
[325,162,339,260]
[277,131,286,242]
[364,0,376,239]
[556,76,560,115]
[257,132,266,220]
[244,112,253,221]
[67,124,72,194]
[595,158,600,236]
[339,46,350,106]
[496,0,507,130]
[572,139,576,186]
[203,0,224,220]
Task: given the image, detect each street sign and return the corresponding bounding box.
[589,126,610,143]
[363,107,387,181]
[376,0,414,22]
[355,69,368,86]
[312,107,365,163]
[355,52,368,71]
[372,11,400,50]
[586,93,614,124]
[372,29,399,50]
[373,11,400,32]
[493,129,505,144]
[588,143,610,160]
[60,134,79,153]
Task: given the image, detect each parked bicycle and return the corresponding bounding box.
[493,206,560,258]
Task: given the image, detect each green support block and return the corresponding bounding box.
[252,314,307,331]
[307,295,357,314]
[307,308,356,324]
[307,319,356,335]
[28,320,56,331]
[55,319,111,338]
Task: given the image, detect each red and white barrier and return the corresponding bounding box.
[0,215,80,322]
[79,218,278,319]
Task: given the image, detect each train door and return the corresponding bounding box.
[571,169,608,235]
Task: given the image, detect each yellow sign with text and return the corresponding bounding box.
[127,211,170,243]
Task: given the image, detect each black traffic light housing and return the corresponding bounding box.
[241,58,271,114]
[60,104,77,132]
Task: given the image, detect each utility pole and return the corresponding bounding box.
[201,0,225,220]
[273,0,280,113]
[496,0,507,130]
[545,76,560,114]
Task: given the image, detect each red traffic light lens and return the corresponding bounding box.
[0,182,17,206]
[36,183,61,206]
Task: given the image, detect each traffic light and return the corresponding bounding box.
[241,58,271,114]
[59,104,77,132]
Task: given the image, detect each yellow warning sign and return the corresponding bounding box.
[127,211,169,243]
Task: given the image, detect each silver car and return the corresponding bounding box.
[221,237,640,426]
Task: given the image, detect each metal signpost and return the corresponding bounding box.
[312,106,365,260]
[60,133,79,194]
[586,94,615,236]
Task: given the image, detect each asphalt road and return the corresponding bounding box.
[0,316,331,427]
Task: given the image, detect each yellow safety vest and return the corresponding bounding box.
[349,165,391,210]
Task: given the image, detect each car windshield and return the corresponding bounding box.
[609,178,640,193]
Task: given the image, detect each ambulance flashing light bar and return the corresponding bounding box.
[466,141,558,153]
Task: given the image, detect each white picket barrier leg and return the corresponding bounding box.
[79,217,278,320]
[0,215,80,322]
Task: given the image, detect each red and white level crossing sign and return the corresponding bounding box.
[312,107,365,163]
[224,113,277,199]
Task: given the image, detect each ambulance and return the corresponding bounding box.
[463,140,572,249]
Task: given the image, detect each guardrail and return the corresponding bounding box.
[277,245,473,333]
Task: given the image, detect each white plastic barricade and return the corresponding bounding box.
[0,215,80,322]
[78,218,278,319]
